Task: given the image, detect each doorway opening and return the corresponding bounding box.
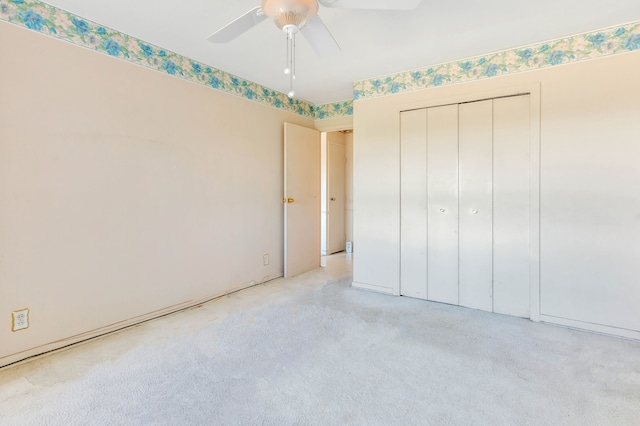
[321,130,353,257]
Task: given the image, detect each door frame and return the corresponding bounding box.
[395,83,541,321]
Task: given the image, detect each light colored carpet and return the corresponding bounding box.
[1,254,639,425]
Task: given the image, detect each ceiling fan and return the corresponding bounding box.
[207,0,422,97]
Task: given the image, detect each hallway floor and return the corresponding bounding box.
[1,253,638,425]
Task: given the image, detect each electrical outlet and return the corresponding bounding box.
[263,254,269,266]
[12,308,29,332]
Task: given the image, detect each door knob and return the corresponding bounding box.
[330,197,336,201]
[281,198,294,204]
[472,209,478,214]
[440,208,445,213]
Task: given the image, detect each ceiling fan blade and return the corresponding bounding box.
[207,7,267,43]
[318,0,422,9]
[301,15,340,58]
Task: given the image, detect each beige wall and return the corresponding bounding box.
[0,23,314,366]
[353,51,640,339]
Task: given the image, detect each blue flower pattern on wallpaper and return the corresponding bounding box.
[71,17,88,35]
[102,39,121,57]
[163,60,178,75]
[2,0,638,117]
[517,49,533,61]
[623,33,640,50]
[139,43,153,57]
[459,61,473,72]
[484,63,500,77]
[354,21,640,100]
[547,50,566,65]
[18,8,44,30]
[431,73,444,86]
[209,76,221,89]
[588,33,606,47]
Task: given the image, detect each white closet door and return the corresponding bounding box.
[427,105,459,305]
[458,100,494,311]
[493,95,531,317]
[400,109,428,298]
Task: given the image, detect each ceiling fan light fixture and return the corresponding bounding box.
[261,0,319,31]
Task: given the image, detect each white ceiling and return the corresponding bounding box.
[41,0,640,105]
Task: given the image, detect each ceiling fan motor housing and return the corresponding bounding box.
[261,0,319,31]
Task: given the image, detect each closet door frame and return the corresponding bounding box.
[395,84,541,321]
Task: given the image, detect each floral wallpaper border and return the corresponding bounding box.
[314,100,354,120]
[0,0,324,119]
[354,21,640,100]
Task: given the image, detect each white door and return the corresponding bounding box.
[427,104,459,305]
[327,142,346,255]
[284,122,321,278]
[458,100,493,311]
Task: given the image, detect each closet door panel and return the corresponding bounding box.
[400,109,428,298]
[427,105,459,305]
[458,100,493,311]
[493,95,531,317]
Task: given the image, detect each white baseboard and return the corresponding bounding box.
[0,294,223,369]
[351,281,395,295]
[540,314,640,341]
[0,277,282,369]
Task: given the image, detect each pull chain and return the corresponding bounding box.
[284,29,296,98]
